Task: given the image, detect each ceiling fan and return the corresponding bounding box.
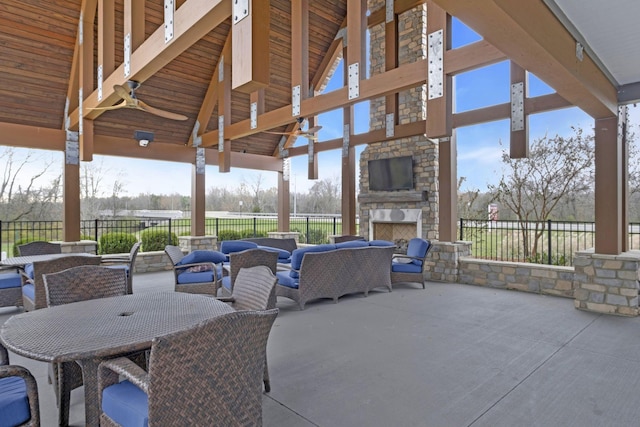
[263,118,322,140]
[88,81,188,121]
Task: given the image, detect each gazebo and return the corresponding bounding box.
[1,0,639,314]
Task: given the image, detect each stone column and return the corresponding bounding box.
[573,250,640,316]
[428,241,471,282]
[178,235,217,252]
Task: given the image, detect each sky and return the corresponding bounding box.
[6,18,640,198]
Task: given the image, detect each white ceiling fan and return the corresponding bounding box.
[263,118,322,140]
[88,81,188,121]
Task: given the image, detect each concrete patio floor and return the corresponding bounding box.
[2,270,640,426]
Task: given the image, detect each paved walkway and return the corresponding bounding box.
[2,270,640,426]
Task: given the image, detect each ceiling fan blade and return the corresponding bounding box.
[86,99,128,111]
[305,125,323,134]
[137,100,188,121]
[263,130,294,136]
[113,84,136,104]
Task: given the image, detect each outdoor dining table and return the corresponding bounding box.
[0,291,234,426]
[0,253,98,268]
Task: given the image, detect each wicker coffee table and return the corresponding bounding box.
[0,291,234,426]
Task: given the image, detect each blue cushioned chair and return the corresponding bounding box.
[391,238,432,289]
[0,343,40,427]
[0,271,22,308]
[98,309,278,427]
[165,246,224,296]
[219,240,259,261]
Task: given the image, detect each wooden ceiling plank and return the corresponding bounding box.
[431,0,617,118]
[70,0,232,128]
[124,0,145,51]
[98,0,115,77]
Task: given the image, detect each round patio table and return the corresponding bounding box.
[0,291,233,427]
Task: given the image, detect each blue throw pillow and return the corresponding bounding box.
[257,245,291,260]
[176,250,226,266]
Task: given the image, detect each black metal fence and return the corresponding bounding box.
[460,218,640,266]
[0,215,345,256]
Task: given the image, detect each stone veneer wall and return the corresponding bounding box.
[459,258,575,298]
[573,250,640,316]
[360,1,437,241]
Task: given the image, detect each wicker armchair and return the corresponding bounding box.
[21,255,102,311]
[219,265,278,392]
[220,248,278,299]
[43,265,129,426]
[390,238,433,289]
[0,269,23,308]
[0,343,40,427]
[100,242,141,294]
[99,309,278,427]
[333,235,366,244]
[164,245,223,296]
[17,240,61,256]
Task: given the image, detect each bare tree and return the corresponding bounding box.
[488,127,594,260]
[0,148,60,221]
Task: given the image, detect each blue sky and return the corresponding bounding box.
[9,18,639,197]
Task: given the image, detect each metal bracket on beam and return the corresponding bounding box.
[97,65,103,101]
[164,0,174,43]
[342,124,350,157]
[292,85,301,117]
[218,57,224,82]
[511,82,524,131]
[427,30,443,100]
[124,33,131,78]
[348,63,359,100]
[575,42,583,62]
[308,140,314,162]
[282,157,291,181]
[386,0,394,23]
[233,0,249,24]
[335,27,347,48]
[250,102,258,129]
[196,147,205,174]
[65,131,79,165]
[385,113,395,138]
[78,88,83,135]
[192,120,201,147]
[218,116,224,152]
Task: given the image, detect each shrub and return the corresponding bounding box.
[217,229,241,242]
[141,229,178,252]
[239,229,267,238]
[306,228,328,244]
[99,232,137,255]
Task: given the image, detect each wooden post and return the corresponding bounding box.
[191,148,206,236]
[63,131,81,242]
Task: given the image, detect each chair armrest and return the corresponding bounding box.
[0,364,40,422]
[100,256,130,265]
[99,357,149,394]
[217,296,235,304]
[392,254,423,262]
[19,270,34,285]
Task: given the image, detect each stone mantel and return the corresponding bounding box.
[358,191,427,204]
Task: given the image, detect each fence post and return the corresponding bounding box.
[168,219,172,246]
[253,217,257,237]
[459,218,464,241]
[94,219,99,242]
[547,219,552,265]
[333,217,337,235]
[306,216,310,243]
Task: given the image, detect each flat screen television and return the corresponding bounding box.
[368,156,414,191]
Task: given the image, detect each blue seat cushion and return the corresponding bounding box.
[368,240,395,247]
[276,271,299,289]
[335,240,368,249]
[392,262,422,273]
[24,263,34,280]
[221,275,231,291]
[289,244,337,278]
[176,250,226,266]
[102,380,149,427]
[176,270,216,284]
[219,241,258,256]
[0,376,31,427]
[22,284,35,301]
[0,273,21,290]
[257,245,291,260]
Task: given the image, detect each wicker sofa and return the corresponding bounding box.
[276,240,395,310]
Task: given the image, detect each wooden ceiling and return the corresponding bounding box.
[0,0,347,164]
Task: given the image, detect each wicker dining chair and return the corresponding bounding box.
[219,265,278,392]
[100,242,141,294]
[21,255,102,311]
[43,265,129,427]
[99,309,279,427]
[0,342,40,427]
[221,248,278,299]
[164,245,222,296]
[17,240,61,256]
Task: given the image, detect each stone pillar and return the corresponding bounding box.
[59,240,98,254]
[573,250,640,316]
[178,235,217,252]
[268,231,300,243]
[428,241,471,282]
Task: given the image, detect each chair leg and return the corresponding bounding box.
[57,362,72,427]
[263,357,271,393]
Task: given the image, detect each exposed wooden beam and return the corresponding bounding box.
[79,0,97,160]
[426,1,452,138]
[70,0,231,128]
[445,40,506,75]
[431,0,617,118]
[124,0,145,51]
[368,0,427,27]
[98,0,115,80]
[231,0,270,93]
[510,61,528,158]
[218,51,231,172]
[291,0,309,100]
